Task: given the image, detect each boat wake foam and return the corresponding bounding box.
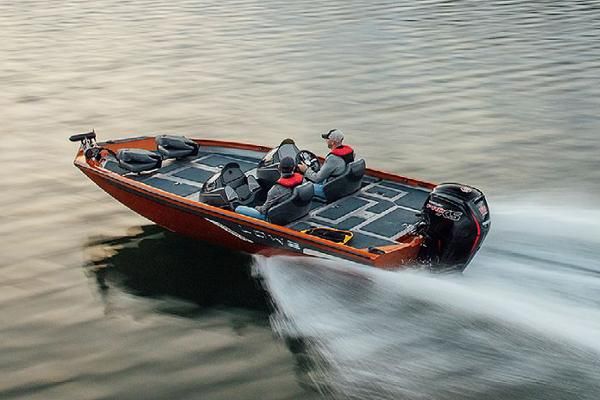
[253,196,600,400]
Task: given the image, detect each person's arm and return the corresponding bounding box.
[256,186,289,214]
[304,156,338,183]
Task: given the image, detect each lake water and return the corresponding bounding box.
[2,1,600,399]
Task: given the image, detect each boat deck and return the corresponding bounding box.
[102,147,431,250]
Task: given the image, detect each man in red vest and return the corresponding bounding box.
[298,129,355,199]
[235,156,303,221]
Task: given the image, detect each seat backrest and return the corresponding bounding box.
[267,182,314,225]
[292,181,315,206]
[322,159,366,202]
[221,162,254,202]
[221,162,245,186]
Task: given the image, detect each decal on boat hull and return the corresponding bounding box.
[207,218,302,251]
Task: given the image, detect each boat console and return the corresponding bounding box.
[256,138,301,188]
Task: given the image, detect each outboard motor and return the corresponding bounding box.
[418,183,490,272]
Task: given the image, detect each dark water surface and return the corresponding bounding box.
[2,1,600,399]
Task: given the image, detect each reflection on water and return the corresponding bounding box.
[2,0,600,399]
[83,226,324,398]
[84,225,265,315]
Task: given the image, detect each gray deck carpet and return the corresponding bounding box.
[157,161,189,174]
[173,167,214,183]
[316,197,369,220]
[103,160,130,175]
[394,187,430,210]
[144,178,199,197]
[288,221,313,231]
[364,185,404,199]
[365,198,395,213]
[361,175,381,187]
[361,208,419,237]
[335,216,366,230]
[309,199,327,211]
[195,155,256,172]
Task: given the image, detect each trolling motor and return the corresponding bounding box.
[417,183,491,272]
[69,130,100,160]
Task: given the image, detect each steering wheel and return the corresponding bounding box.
[296,150,320,173]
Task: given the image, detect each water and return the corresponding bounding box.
[2,1,600,399]
[260,200,600,399]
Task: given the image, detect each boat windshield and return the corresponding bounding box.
[205,171,221,190]
[259,141,300,167]
[262,148,278,165]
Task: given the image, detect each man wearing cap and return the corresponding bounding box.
[298,129,355,199]
[235,156,303,221]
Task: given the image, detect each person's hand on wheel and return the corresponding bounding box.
[297,163,308,173]
[295,150,320,173]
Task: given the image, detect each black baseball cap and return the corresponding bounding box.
[279,156,295,177]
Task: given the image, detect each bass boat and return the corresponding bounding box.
[69,132,490,272]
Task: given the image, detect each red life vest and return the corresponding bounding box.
[329,145,355,164]
[276,172,303,188]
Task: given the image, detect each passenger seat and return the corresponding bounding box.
[266,182,314,225]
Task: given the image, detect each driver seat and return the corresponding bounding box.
[322,159,366,202]
[267,182,314,225]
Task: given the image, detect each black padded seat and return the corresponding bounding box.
[322,159,366,203]
[156,135,199,159]
[221,163,260,205]
[267,182,314,225]
[116,149,162,173]
[199,162,261,208]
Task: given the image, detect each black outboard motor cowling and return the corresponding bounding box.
[418,183,490,272]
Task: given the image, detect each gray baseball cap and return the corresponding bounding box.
[321,129,344,142]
